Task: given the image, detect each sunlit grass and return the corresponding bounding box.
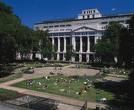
[13,75,113,102]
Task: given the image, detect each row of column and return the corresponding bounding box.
[72,36,91,53]
[52,37,67,53]
[71,36,92,62]
[52,37,66,61]
[52,36,97,62]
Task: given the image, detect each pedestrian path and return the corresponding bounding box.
[63,64,75,68]
[0,78,25,86]
[0,78,107,109]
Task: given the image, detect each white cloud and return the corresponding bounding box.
[112,8,116,11]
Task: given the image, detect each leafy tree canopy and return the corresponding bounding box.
[95,21,122,63]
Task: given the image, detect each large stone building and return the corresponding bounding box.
[34,9,132,62]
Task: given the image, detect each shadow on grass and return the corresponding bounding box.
[0,65,14,78]
[94,80,134,110]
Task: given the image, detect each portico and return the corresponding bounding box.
[51,26,100,62]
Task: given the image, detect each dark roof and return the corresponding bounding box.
[35,13,134,25]
[35,18,76,24]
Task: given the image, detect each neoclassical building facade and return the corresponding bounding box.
[34,9,132,62]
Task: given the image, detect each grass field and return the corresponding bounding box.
[13,75,113,102]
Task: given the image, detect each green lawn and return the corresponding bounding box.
[0,88,23,101]
[13,75,113,102]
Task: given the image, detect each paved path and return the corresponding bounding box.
[23,67,99,79]
[0,66,107,109]
[0,78,107,109]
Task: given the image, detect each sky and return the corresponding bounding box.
[2,0,134,28]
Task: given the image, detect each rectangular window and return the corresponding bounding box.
[66,24,71,27]
[49,26,53,28]
[101,22,108,24]
[60,29,64,31]
[54,25,59,27]
[44,26,48,28]
[60,25,65,27]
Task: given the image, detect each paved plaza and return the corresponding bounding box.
[23,66,99,79]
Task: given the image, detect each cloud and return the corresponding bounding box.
[112,8,116,11]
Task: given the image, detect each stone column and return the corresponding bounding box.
[51,37,55,60]
[57,37,60,61]
[58,37,60,52]
[63,54,66,61]
[71,37,76,62]
[57,53,60,61]
[79,54,82,62]
[79,36,83,53]
[64,37,66,52]
[63,37,66,61]
[86,36,90,62]
[87,36,90,52]
[52,37,54,48]
[86,54,90,62]
[95,36,98,44]
[72,37,76,51]
[79,36,83,62]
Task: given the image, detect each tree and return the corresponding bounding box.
[16,26,35,60]
[124,16,134,109]
[0,1,21,63]
[65,45,75,61]
[95,22,122,64]
[127,15,134,67]
[0,33,16,63]
[119,28,130,66]
[119,15,134,67]
[0,1,53,63]
[0,2,13,14]
[31,31,40,59]
[37,30,52,60]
